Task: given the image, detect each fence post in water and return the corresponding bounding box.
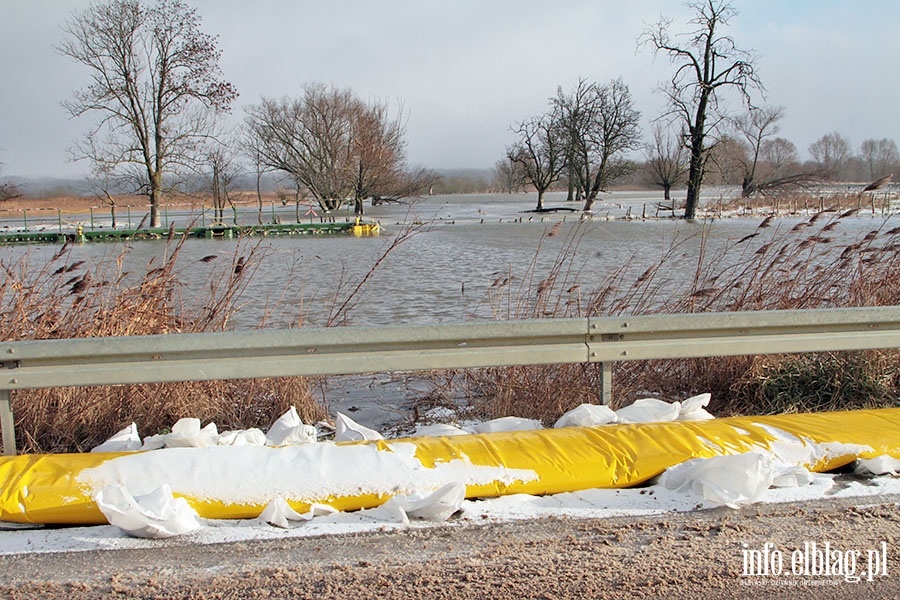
[599,362,612,405]
[58,209,62,233]
[0,389,14,456]
[22,210,27,232]
[127,207,132,229]
[90,207,94,230]
[271,201,276,224]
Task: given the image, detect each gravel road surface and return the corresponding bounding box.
[1,493,898,599]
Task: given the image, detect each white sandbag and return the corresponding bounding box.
[677,393,715,421]
[855,455,900,476]
[411,423,470,437]
[389,482,466,521]
[334,412,383,442]
[678,407,715,421]
[474,416,543,434]
[355,498,410,524]
[771,464,816,488]
[659,453,774,508]
[95,484,200,539]
[217,428,267,447]
[266,406,318,446]
[163,418,219,448]
[91,423,142,453]
[615,398,680,424]
[140,434,167,451]
[554,404,617,428]
[258,498,337,528]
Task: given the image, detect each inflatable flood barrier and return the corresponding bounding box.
[2,408,900,525]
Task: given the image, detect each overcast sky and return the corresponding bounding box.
[1,0,897,178]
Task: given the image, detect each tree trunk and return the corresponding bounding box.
[256,170,264,225]
[684,91,710,220]
[663,182,671,201]
[150,185,162,227]
[535,189,545,211]
[582,190,596,212]
[212,164,222,221]
[684,142,705,219]
[741,177,754,198]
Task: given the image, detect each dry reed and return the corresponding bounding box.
[1,235,324,453]
[426,207,900,424]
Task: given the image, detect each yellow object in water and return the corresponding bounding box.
[1,408,899,525]
[352,218,380,236]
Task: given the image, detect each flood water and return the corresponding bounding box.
[4,191,898,330]
[4,191,897,429]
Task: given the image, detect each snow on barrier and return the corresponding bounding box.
[1,407,900,527]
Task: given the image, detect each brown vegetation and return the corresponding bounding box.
[0,236,323,453]
[424,207,900,423]
[713,189,898,218]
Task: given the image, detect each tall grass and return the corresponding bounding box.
[0,236,324,453]
[1,219,425,453]
[431,206,900,422]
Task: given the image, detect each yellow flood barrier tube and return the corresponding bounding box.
[2,408,900,525]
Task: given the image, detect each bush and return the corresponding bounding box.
[730,351,899,415]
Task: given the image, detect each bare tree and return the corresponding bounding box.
[705,135,749,185]
[641,0,762,219]
[245,84,425,215]
[0,161,22,202]
[554,78,642,212]
[507,111,567,210]
[809,132,852,180]
[205,138,241,223]
[644,122,687,201]
[729,105,784,196]
[347,100,434,215]
[493,157,526,194]
[859,138,899,181]
[760,137,799,176]
[87,162,124,228]
[58,0,237,227]
[246,146,272,225]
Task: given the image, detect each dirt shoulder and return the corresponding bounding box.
[1,493,899,599]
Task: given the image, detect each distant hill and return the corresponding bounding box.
[2,176,95,197]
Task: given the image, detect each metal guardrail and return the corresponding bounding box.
[2,306,899,455]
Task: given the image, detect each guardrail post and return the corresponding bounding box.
[599,362,612,405]
[0,390,15,456]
